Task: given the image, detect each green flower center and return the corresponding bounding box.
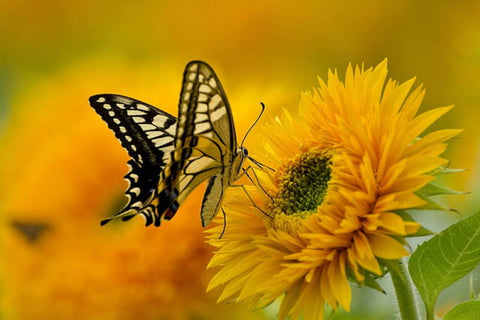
[271,150,331,217]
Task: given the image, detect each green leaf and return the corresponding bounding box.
[396,210,434,237]
[419,182,465,197]
[438,167,466,175]
[361,272,385,293]
[416,192,460,212]
[408,210,480,318]
[405,225,435,237]
[346,267,385,293]
[443,300,480,320]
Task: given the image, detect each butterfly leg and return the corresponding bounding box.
[242,165,274,202]
[228,181,272,219]
[218,207,227,239]
[239,185,273,219]
[247,156,275,173]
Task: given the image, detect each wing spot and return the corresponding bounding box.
[154,136,173,147]
[108,111,115,117]
[199,84,212,94]
[113,118,121,125]
[210,105,227,121]
[119,126,127,133]
[208,77,218,88]
[127,110,146,116]
[125,135,133,142]
[97,97,106,103]
[131,200,143,208]
[146,131,163,139]
[180,103,188,113]
[210,94,222,109]
[197,103,208,113]
[136,104,150,111]
[166,125,176,135]
[194,122,211,134]
[196,113,209,122]
[131,145,137,151]
[153,115,168,127]
[188,64,199,72]
[184,156,214,174]
[177,126,184,137]
[198,93,209,102]
[133,116,145,123]
[130,187,141,196]
[116,103,126,109]
[140,124,157,131]
[102,103,111,109]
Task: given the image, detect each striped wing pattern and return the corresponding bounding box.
[154,61,243,227]
[91,61,246,227]
[89,94,176,225]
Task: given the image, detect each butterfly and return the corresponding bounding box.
[89,61,249,227]
[11,220,49,243]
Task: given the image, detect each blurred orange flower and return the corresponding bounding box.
[0,58,269,320]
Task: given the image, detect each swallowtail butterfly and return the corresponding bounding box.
[89,61,248,227]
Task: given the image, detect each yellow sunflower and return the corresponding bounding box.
[206,59,461,320]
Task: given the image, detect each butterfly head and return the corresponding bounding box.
[231,147,248,181]
[241,146,248,157]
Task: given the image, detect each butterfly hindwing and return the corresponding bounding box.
[200,174,225,226]
[89,94,177,224]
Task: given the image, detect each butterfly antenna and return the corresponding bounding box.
[239,102,275,173]
[240,102,266,148]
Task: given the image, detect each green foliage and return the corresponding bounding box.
[419,182,464,197]
[396,210,434,237]
[347,267,385,293]
[416,181,465,213]
[409,210,480,319]
[442,300,480,320]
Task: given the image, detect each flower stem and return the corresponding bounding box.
[386,258,422,320]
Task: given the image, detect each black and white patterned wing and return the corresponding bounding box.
[177,61,237,153]
[89,94,177,225]
[153,61,241,227]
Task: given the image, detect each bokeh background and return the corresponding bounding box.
[1,1,479,319]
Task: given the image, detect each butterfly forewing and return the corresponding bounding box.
[179,62,237,149]
[89,94,177,224]
[156,61,243,226]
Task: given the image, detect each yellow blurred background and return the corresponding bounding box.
[0,1,479,319]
